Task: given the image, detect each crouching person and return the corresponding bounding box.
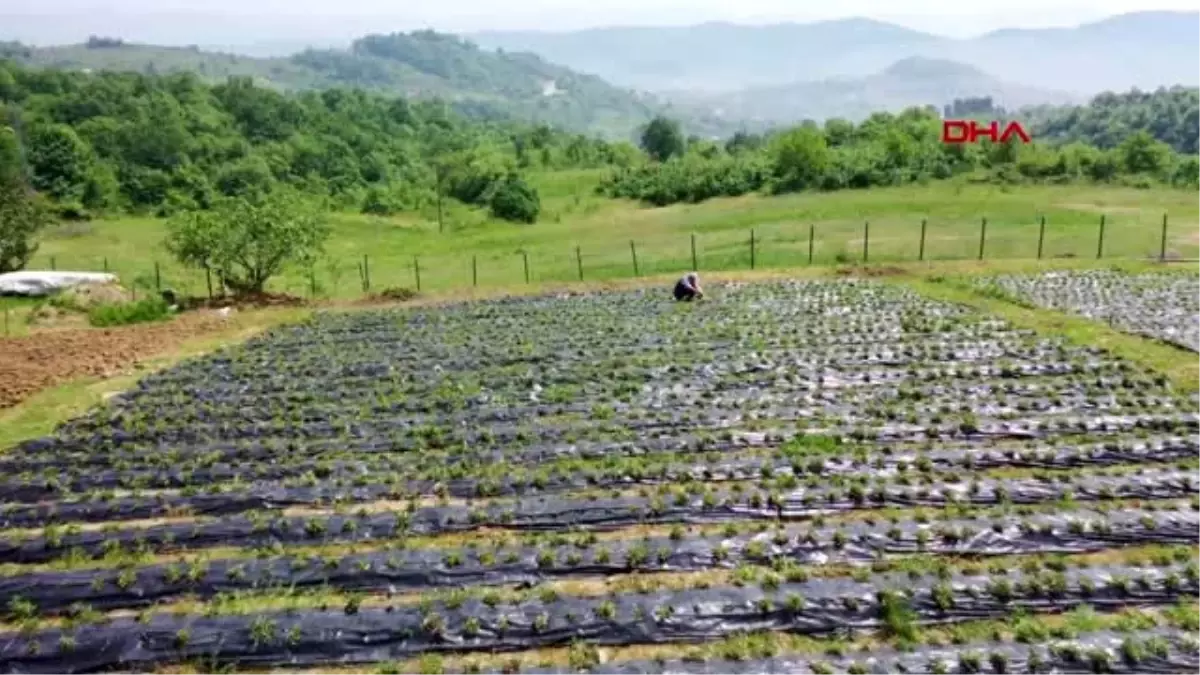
[673,272,703,301]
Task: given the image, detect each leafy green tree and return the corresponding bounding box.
[489,173,540,223]
[25,123,93,201]
[0,127,53,273]
[1118,131,1172,174]
[165,187,330,294]
[640,116,686,162]
[767,126,830,192]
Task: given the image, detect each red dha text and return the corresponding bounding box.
[942,120,1032,144]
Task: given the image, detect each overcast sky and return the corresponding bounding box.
[2,0,1197,45]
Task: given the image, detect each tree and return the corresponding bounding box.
[0,127,53,273]
[767,126,830,192]
[25,123,94,202]
[640,116,686,162]
[165,187,330,295]
[489,173,540,223]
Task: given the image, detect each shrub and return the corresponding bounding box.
[88,297,171,327]
[489,173,540,223]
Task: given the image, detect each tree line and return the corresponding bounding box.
[602,106,1198,207]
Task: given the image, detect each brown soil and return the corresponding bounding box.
[833,264,908,277]
[181,291,307,310]
[0,312,232,409]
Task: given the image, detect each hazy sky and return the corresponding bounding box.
[3,0,1198,45]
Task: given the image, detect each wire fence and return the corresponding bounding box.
[20,212,1197,304]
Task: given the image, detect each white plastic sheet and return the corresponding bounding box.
[0,271,118,297]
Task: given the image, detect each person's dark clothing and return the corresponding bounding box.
[674,278,699,301]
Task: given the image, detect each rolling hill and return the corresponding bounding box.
[0,31,737,140]
[469,11,1200,96]
[666,57,1081,125]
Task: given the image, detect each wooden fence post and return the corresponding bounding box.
[154,261,161,292]
[362,254,370,293]
[1159,214,1168,262]
[1037,215,1046,260]
[977,217,987,261]
[808,225,815,264]
[1096,214,1106,259]
[205,266,213,300]
[472,255,478,288]
[690,233,698,271]
[413,256,421,292]
[522,251,530,284]
[575,246,583,281]
[918,218,927,262]
[630,241,639,276]
[750,229,756,270]
[862,221,870,263]
[50,256,56,271]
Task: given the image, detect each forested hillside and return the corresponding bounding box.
[1024,86,1199,154]
[0,60,639,221]
[0,32,732,139]
[1,59,1195,224]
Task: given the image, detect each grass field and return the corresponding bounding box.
[22,173,1200,300]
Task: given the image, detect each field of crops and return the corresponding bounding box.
[976,270,1200,353]
[0,279,1198,673]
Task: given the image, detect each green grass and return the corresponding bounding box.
[25,177,1200,300]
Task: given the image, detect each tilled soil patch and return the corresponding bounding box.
[0,312,231,410]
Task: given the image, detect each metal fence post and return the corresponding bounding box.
[630,240,639,276]
[413,256,421,292]
[50,256,56,271]
[977,217,987,261]
[472,255,478,288]
[690,234,698,271]
[575,246,583,281]
[362,254,371,293]
[103,257,109,273]
[808,225,815,265]
[918,218,927,262]
[522,251,530,284]
[1096,214,1106,259]
[1037,215,1046,260]
[862,221,869,263]
[154,261,161,292]
[750,229,756,270]
[205,266,213,300]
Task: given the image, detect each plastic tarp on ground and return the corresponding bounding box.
[536,628,1200,674]
[0,563,1193,673]
[0,507,1191,615]
[0,271,117,297]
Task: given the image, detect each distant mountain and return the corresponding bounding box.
[471,18,945,93]
[0,31,735,139]
[666,57,1081,125]
[469,11,1200,95]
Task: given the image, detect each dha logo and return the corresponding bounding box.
[942,120,1032,144]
